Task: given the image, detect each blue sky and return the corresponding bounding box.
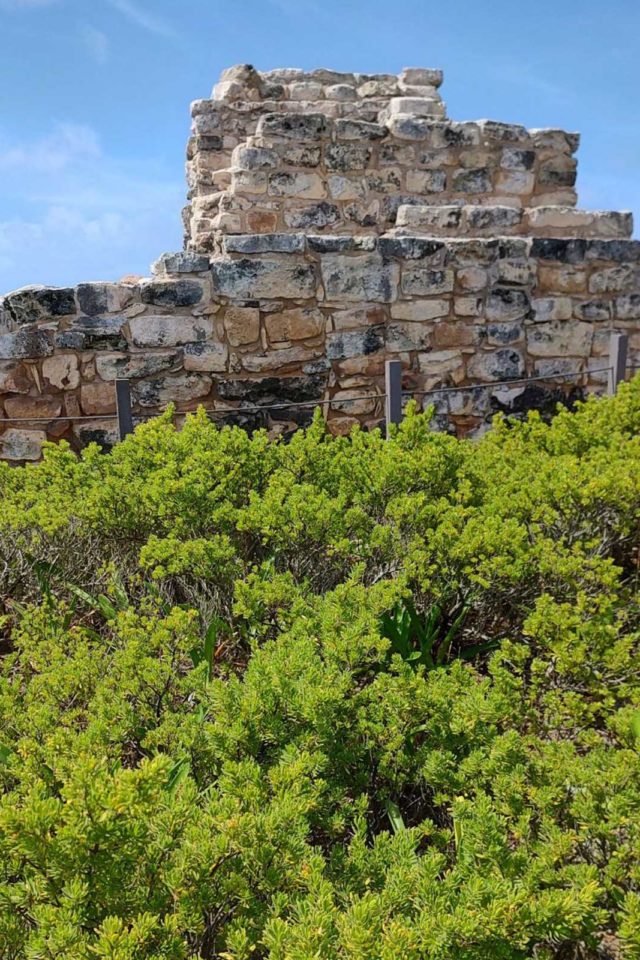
[0,0,638,292]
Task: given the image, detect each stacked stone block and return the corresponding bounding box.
[1,64,638,462]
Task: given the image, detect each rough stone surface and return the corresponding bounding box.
[2,63,639,457]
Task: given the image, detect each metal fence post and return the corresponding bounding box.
[115,379,134,440]
[608,331,629,396]
[385,359,403,439]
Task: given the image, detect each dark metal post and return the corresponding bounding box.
[385,359,402,438]
[608,332,629,395]
[115,379,134,440]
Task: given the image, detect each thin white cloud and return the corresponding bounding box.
[0,122,183,290]
[80,24,109,65]
[107,0,176,38]
[0,123,100,174]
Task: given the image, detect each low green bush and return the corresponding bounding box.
[0,382,639,959]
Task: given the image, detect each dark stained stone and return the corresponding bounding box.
[140,279,204,307]
[286,202,341,230]
[378,237,445,260]
[530,238,587,264]
[3,285,75,325]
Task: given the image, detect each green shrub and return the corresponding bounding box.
[0,381,639,958]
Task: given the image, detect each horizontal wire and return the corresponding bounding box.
[0,364,634,425]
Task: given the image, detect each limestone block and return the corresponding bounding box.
[400,67,443,88]
[224,306,260,346]
[76,282,136,315]
[574,300,611,322]
[538,157,577,188]
[328,176,366,201]
[231,170,267,194]
[183,342,228,371]
[0,361,31,393]
[455,296,483,316]
[257,113,328,140]
[391,300,449,321]
[497,259,536,286]
[335,119,386,140]
[496,171,535,195]
[289,80,325,100]
[241,345,324,372]
[3,395,62,419]
[401,268,454,296]
[326,84,357,100]
[416,349,464,378]
[434,321,478,348]
[281,144,322,167]
[331,305,386,330]
[266,308,325,342]
[485,288,531,322]
[500,148,535,171]
[527,321,593,357]
[537,265,587,294]
[42,354,80,390]
[466,205,523,232]
[466,348,525,381]
[3,285,75,326]
[615,294,640,320]
[0,428,47,460]
[211,258,317,299]
[325,143,372,171]
[585,240,640,262]
[357,78,398,98]
[405,170,447,193]
[136,373,212,407]
[321,255,399,303]
[284,203,341,229]
[395,204,461,231]
[326,326,384,359]
[96,351,181,380]
[140,279,204,307]
[452,168,492,193]
[533,357,584,378]
[0,328,53,360]
[151,252,210,275]
[128,315,213,348]
[457,267,488,291]
[588,265,636,293]
[80,382,117,415]
[224,234,305,254]
[387,115,432,140]
[231,145,279,171]
[530,238,588,264]
[387,322,431,352]
[330,389,378,415]
[531,297,573,322]
[485,322,524,345]
[385,97,444,117]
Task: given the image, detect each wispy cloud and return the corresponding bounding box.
[0,122,183,290]
[0,122,100,174]
[80,24,109,65]
[107,0,176,38]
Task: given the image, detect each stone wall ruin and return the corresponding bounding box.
[1,64,638,461]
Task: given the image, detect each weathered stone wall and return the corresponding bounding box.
[1,233,638,460]
[185,65,584,250]
[1,64,638,462]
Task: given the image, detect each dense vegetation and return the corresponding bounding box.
[1,382,639,960]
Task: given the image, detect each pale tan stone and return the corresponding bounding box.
[266,308,325,342]
[3,395,62,419]
[391,300,449,321]
[80,381,117,415]
[0,428,47,460]
[224,307,260,346]
[42,354,80,390]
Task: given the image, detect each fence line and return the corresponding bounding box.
[0,332,634,443]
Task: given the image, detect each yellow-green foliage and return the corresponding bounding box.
[0,382,639,959]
